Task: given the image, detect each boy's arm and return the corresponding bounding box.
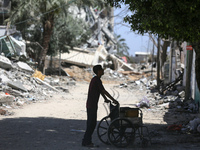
[101,89,118,104]
[101,92,110,103]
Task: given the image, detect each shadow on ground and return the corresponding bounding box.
[0,117,86,150]
[0,117,200,150]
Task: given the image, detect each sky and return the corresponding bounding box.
[114,5,151,56]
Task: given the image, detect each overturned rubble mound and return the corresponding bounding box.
[63,66,92,82]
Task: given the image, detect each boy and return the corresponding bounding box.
[82,65,118,147]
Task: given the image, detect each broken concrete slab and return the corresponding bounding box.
[15,100,24,106]
[7,81,27,92]
[55,86,69,92]
[0,55,12,69]
[0,73,11,83]
[17,61,34,72]
[179,91,185,98]
[0,94,15,104]
[4,88,24,97]
[33,77,59,92]
[140,78,148,86]
[49,79,60,86]
[23,84,34,92]
[159,102,170,109]
[67,81,76,86]
[135,80,141,85]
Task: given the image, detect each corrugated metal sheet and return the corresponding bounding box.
[61,50,95,67]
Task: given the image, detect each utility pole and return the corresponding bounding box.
[157,36,160,93]
[151,44,154,79]
[56,35,61,76]
[169,40,174,83]
[59,49,61,76]
[185,44,193,101]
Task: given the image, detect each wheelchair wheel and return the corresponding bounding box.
[107,118,135,148]
[97,116,111,145]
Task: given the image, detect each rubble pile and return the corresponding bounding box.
[101,68,129,83]
[63,66,134,83]
[118,76,200,135]
[0,59,76,115]
[101,66,153,83]
[63,66,92,82]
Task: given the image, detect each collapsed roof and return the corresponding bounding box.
[46,45,134,71]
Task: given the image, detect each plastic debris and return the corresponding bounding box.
[188,118,200,131]
[136,96,150,108]
[167,124,182,131]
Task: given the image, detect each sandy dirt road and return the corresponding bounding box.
[0,81,200,150]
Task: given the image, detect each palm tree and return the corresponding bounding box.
[114,34,130,57]
[7,0,105,71]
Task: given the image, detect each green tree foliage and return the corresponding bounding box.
[107,0,200,42]
[107,0,200,89]
[48,15,92,56]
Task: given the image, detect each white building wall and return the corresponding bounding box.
[191,50,196,100]
[182,42,187,87]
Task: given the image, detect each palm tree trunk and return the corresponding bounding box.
[37,13,55,72]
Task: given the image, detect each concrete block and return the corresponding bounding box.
[7,81,27,92]
[4,89,24,97]
[23,84,34,91]
[17,61,34,72]
[179,91,185,98]
[0,55,12,69]
[140,78,148,85]
[0,94,15,103]
[0,74,11,83]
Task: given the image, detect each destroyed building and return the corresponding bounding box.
[134,52,151,64]
[44,5,135,75]
[0,0,27,60]
[0,30,27,59]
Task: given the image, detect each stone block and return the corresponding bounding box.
[0,55,12,69]
[0,94,15,103]
[7,81,27,92]
[17,61,34,72]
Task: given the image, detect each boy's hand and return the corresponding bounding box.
[112,99,118,104]
[104,99,110,103]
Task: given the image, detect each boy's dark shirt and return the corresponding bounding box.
[86,76,105,109]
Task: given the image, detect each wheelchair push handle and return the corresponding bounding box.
[104,99,119,106]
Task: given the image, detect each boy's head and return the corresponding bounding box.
[93,65,103,75]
